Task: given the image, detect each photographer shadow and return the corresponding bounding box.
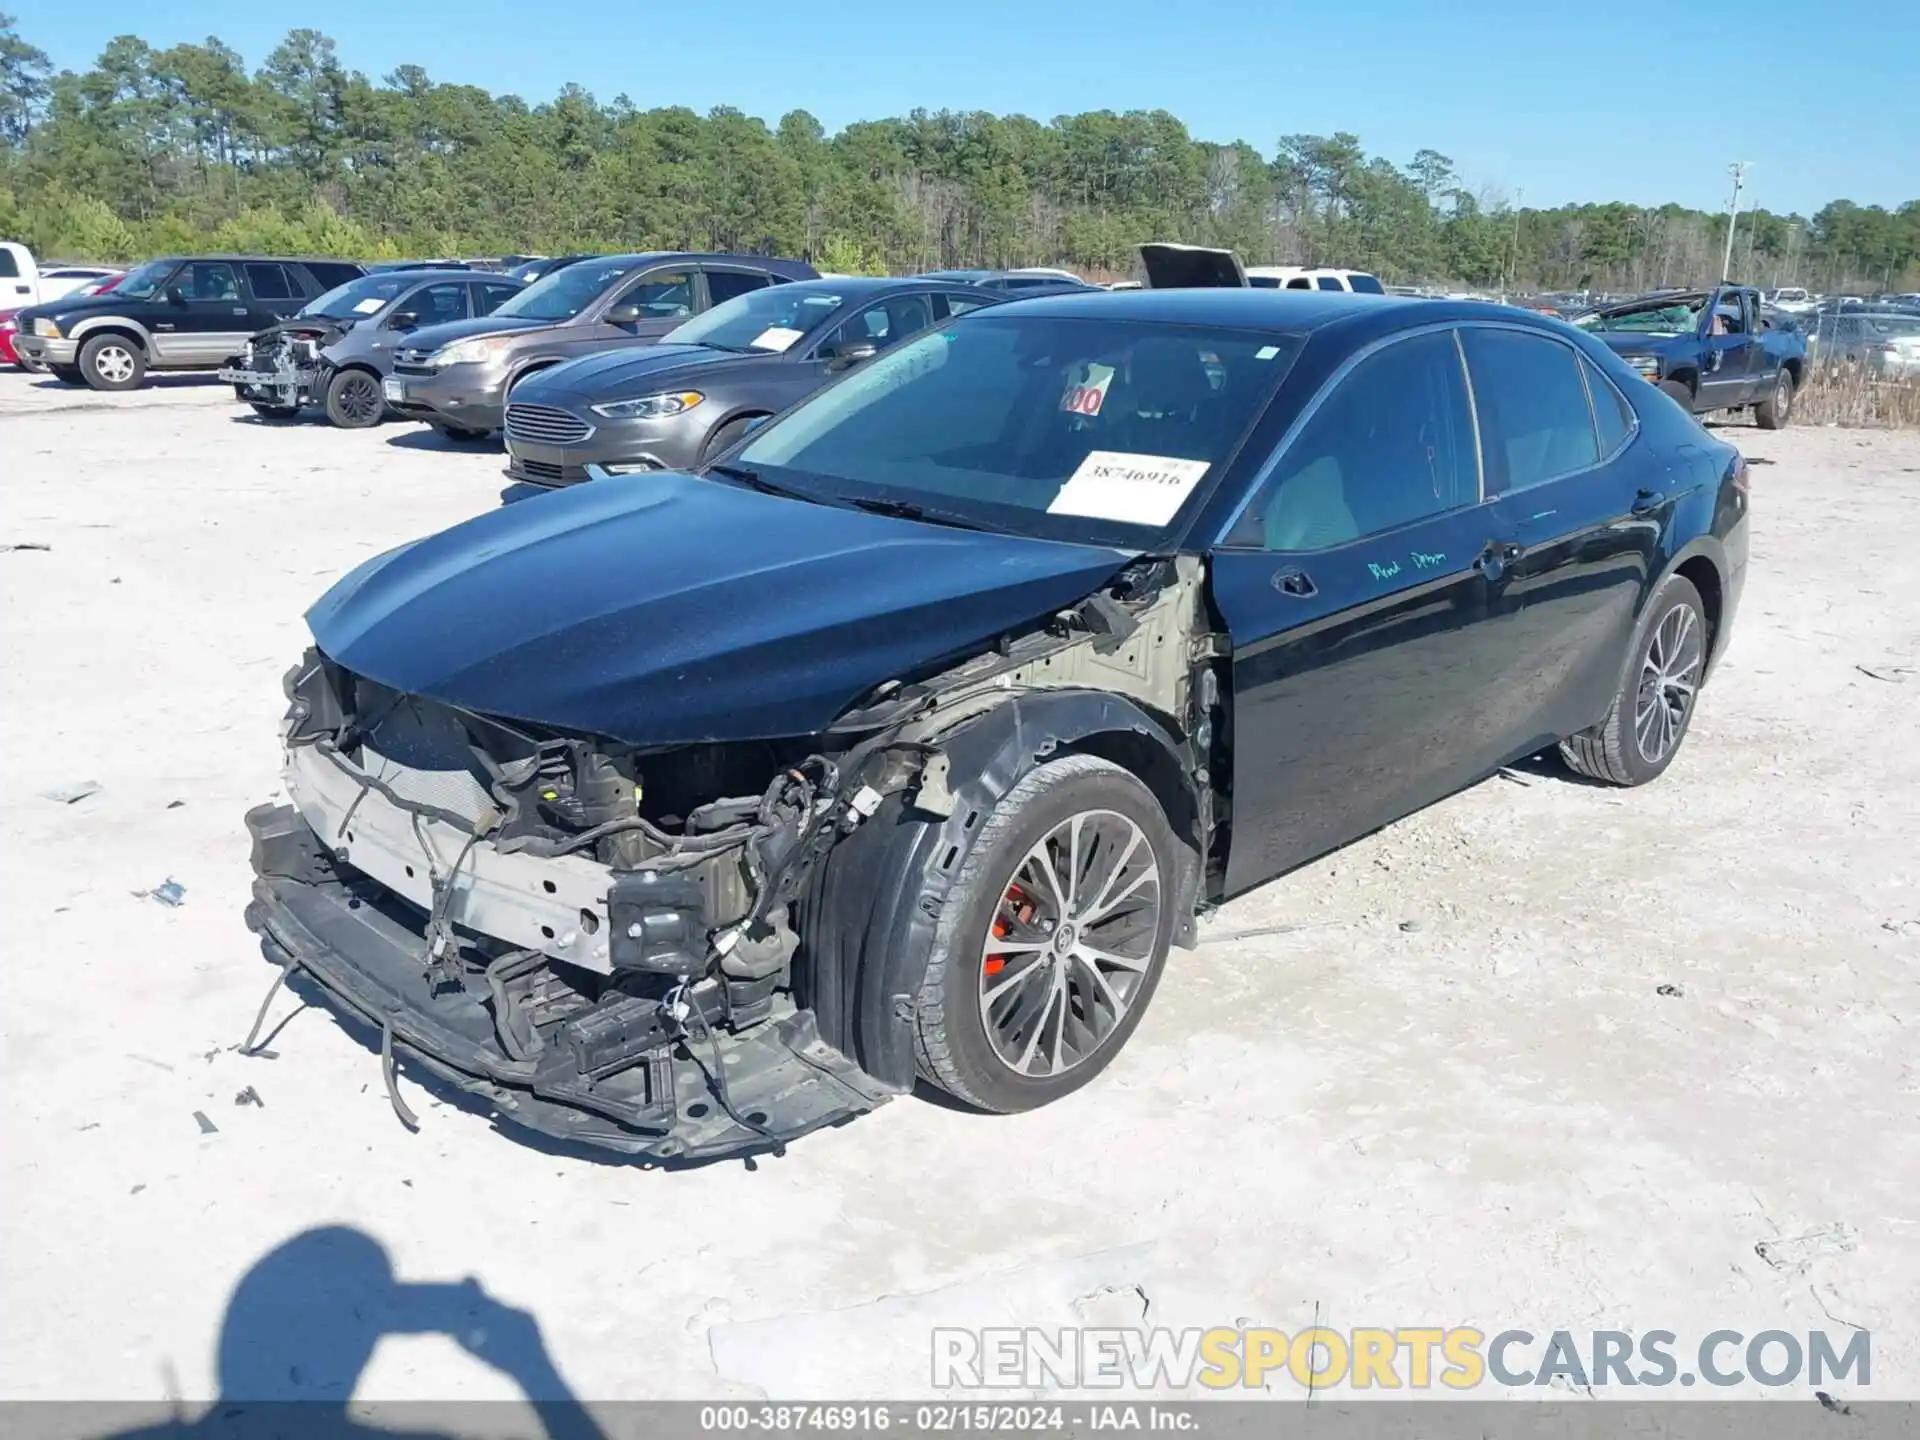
[106,1226,605,1440]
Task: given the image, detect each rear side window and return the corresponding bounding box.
[0,249,18,278]
[1316,276,1344,291]
[413,282,469,325]
[244,263,297,301]
[707,270,771,305]
[1582,355,1636,457]
[1460,328,1600,493]
[1348,273,1386,295]
[1286,277,1312,290]
[1232,329,1478,550]
[934,293,993,319]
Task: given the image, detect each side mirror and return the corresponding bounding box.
[166,285,188,305]
[825,340,878,371]
[605,303,642,325]
[388,311,419,330]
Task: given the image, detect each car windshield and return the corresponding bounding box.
[300,274,416,319]
[110,259,182,302]
[735,315,1301,547]
[1577,298,1705,336]
[492,259,635,321]
[666,286,847,353]
[1867,316,1920,336]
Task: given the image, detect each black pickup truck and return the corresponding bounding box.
[1574,284,1805,427]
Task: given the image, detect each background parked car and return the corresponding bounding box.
[917,268,1098,294]
[505,254,600,284]
[1804,309,1920,377]
[382,251,818,441]
[218,267,527,427]
[1,271,126,372]
[1245,266,1387,294]
[503,277,1004,485]
[11,254,366,390]
[0,242,113,306]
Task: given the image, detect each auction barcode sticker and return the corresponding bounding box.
[1047,450,1212,526]
[750,326,805,352]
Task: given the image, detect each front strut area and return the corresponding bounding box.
[244,804,896,1161]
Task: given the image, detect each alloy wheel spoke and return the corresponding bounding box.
[983,954,1048,1007]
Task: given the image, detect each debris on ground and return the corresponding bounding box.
[192,1111,218,1135]
[0,542,51,553]
[1398,918,1425,933]
[142,878,186,907]
[1856,664,1912,683]
[129,1184,146,1196]
[1656,983,1686,997]
[1496,767,1534,786]
[40,781,101,804]
[1883,919,1920,937]
[1755,1223,1858,1276]
[233,1086,264,1108]
[166,799,185,809]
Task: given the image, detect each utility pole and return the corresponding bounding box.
[1505,186,1524,298]
[1720,162,1749,282]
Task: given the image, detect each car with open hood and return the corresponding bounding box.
[502,277,1005,485]
[379,252,818,441]
[218,269,527,427]
[246,288,1749,1162]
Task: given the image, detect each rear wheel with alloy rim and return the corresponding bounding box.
[324,369,384,428]
[1755,369,1794,429]
[913,754,1177,1112]
[79,334,146,391]
[1560,573,1708,786]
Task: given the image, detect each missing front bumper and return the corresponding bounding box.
[243,803,896,1161]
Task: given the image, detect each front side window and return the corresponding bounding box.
[1315,275,1344,291]
[617,270,694,320]
[706,270,771,305]
[179,262,239,301]
[412,282,469,325]
[1228,329,1478,551]
[824,294,934,353]
[1461,328,1600,493]
[492,260,637,321]
[738,315,1301,547]
[244,263,296,301]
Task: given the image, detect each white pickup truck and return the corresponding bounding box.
[1,242,121,307]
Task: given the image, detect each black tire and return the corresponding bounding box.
[323,368,384,428]
[79,334,147,392]
[1560,574,1708,786]
[429,422,490,442]
[1657,378,1696,414]
[701,415,762,463]
[1754,369,1794,429]
[47,364,83,385]
[912,754,1178,1112]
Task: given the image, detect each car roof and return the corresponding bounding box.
[146,255,366,266]
[784,276,992,298]
[989,286,1436,331]
[573,252,816,277]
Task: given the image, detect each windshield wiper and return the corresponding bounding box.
[704,463,826,504]
[841,495,1003,533]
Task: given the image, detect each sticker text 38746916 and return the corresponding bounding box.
[1047,451,1212,527]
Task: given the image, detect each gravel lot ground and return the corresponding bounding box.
[3,371,1918,1409]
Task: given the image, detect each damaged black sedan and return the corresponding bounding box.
[246,289,1749,1161]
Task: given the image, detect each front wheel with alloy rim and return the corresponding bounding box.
[912,754,1178,1112]
[79,334,146,391]
[1560,573,1708,786]
[1755,369,1794,429]
[324,369,385,428]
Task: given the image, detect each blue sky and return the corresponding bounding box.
[15,0,1917,216]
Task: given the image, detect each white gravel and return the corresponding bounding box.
[2,371,1917,1407]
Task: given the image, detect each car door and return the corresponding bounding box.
[240,262,305,333]
[1700,289,1762,406]
[150,260,252,363]
[1462,325,1663,745]
[1209,327,1529,894]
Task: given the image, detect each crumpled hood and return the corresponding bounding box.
[524,344,757,401]
[307,472,1135,745]
[1592,332,1685,357]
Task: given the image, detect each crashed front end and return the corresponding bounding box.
[218,324,342,408]
[245,652,910,1160]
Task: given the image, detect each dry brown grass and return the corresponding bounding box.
[1794,362,1920,428]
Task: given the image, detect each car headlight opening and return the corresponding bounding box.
[590,390,705,420]
[429,336,511,367]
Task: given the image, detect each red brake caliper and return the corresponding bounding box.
[985,883,1037,976]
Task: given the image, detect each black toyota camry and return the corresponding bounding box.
[245,289,1748,1161]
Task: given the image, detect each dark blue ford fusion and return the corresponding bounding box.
[247,289,1748,1160]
